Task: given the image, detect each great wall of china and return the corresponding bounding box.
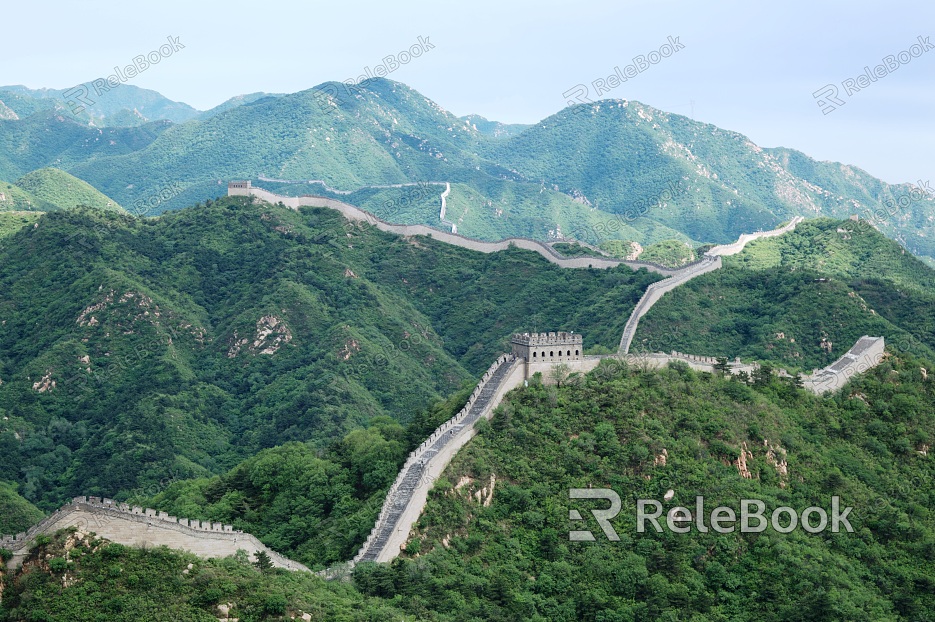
[0,497,309,572]
[228,181,690,275]
[0,187,886,574]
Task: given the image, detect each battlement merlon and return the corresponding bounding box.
[510,331,583,347]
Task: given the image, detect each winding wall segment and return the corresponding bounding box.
[0,497,308,572]
[619,217,805,355]
[230,184,685,275]
[7,195,873,572]
[353,355,525,564]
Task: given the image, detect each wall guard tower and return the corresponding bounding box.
[511,331,590,380]
[511,331,583,362]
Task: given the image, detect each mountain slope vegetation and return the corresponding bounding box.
[2,79,935,262]
[636,219,935,369]
[0,195,657,510]
[3,354,933,620]
[15,168,124,212]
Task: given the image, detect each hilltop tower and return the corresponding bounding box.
[511,331,583,362]
[228,180,252,196]
[511,331,590,381]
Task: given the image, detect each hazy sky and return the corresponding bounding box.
[5,0,933,185]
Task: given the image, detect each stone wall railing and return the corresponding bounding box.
[352,354,519,565]
[1,497,309,572]
[705,217,804,257]
[619,217,806,355]
[230,185,685,275]
[619,256,723,353]
[802,336,886,394]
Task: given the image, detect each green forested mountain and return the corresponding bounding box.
[0,167,124,217]
[2,79,934,263]
[388,354,935,620]
[14,168,124,212]
[0,111,170,182]
[0,195,658,510]
[0,84,201,125]
[635,218,935,370]
[0,211,42,239]
[460,114,532,138]
[0,482,43,534]
[3,355,933,621]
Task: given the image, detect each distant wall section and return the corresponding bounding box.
[0,497,308,572]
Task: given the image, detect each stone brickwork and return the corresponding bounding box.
[0,497,308,572]
[511,331,583,362]
[3,192,879,576]
[705,217,804,256]
[618,256,723,354]
[802,336,885,394]
[353,354,525,564]
[619,217,806,355]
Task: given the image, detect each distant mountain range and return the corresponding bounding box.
[1,78,933,264]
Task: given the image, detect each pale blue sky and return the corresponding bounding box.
[6,0,934,185]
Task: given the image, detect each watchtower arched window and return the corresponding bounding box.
[567,350,571,356]
[575,349,579,356]
[532,351,537,358]
[550,351,554,357]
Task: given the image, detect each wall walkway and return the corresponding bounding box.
[0,497,308,572]
[0,199,878,574]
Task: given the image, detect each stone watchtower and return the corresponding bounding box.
[511,331,583,363]
[511,331,586,382]
[228,180,252,196]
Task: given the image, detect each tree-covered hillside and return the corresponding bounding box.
[635,218,935,370]
[383,354,935,620]
[0,195,656,510]
[3,79,935,262]
[15,168,124,212]
[3,354,933,620]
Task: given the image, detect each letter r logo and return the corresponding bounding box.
[813,84,845,115]
[569,488,621,541]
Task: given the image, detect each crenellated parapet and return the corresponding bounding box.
[70,496,237,532]
[352,353,524,565]
[228,184,688,275]
[1,496,308,572]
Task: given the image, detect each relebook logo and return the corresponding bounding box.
[569,489,854,540]
[813,35,933,114]
[62,36,186,115]
[562,36,686,114]
[312,36,435,115]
